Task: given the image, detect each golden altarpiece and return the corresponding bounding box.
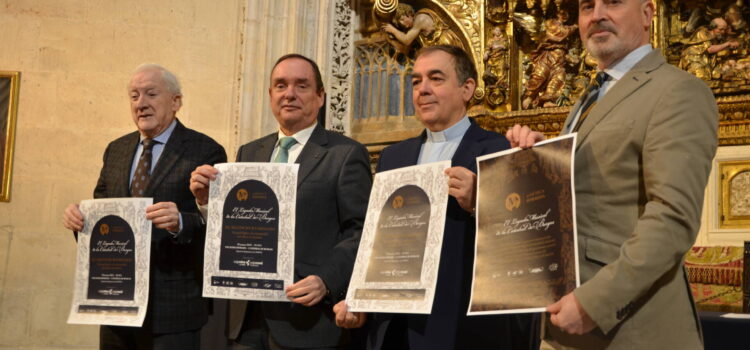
[345,0,750,157]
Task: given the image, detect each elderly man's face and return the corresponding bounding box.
[711,18,729,37]
[411,50,475,132]
[269,58,324,136]
[578,0,654,69]
[128,69,181,138]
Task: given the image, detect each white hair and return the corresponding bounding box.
[131,63,182,95]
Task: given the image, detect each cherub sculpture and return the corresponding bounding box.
[380,3,463,53]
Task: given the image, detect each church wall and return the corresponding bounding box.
[0,0,243,348]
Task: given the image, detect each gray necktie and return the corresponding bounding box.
[571,71,609,132]
[273,136,297,163]
[130,138,156,197]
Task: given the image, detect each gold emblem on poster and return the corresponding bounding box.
[99,223,110,235]
[505,192,521,211]
[392,195,405,208]
[237,189,249,201]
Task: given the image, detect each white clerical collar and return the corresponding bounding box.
[426,116,470,143]
[276,122,317,147]
[603,44,653,82]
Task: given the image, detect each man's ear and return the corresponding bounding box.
[462,78,477,104]
[172,94,183,111]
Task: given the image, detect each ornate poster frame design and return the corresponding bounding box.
[0,71,20,202]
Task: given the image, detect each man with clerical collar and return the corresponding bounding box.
[62,63,227,349]
[189,54,372,349]
[334,45,536,350]
[507,0,718,348]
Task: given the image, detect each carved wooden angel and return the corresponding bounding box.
[514,9,579,109]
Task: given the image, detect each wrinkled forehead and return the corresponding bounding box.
[413,51,455,76]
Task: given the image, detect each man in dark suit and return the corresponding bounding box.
[189,54,371,349]
[62,64,227,349]
[334,45,537,350]
[506,0,717,348]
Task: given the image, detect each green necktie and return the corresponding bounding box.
[273,136,297,163]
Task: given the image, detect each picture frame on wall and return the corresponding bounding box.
[720,160,750,229]
[0,71,20,202]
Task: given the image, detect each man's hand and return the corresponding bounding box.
[62,203,84,232]
[547,292,597,335]
[333,300,367,329]
[190,164,219,205]
[286,275,327,307]
[506,124,545,149]
[445,166,477,214]
[146,202,180,232]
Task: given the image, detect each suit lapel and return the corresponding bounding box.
[562,99,585,135]
[144,121,187,196]
[394,132,425,169]
[249,133,277,162]
[452,121,486,170]
[295,124,328,186]
[575,50,663,148]
[118,133,140,197]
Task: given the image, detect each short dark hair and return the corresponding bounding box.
[271,53,325,92]
[415,45,477,85]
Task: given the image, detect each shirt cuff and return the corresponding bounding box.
[197,200,208,219]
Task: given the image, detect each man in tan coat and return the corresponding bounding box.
[507,0,718,348]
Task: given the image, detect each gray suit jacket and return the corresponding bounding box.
[92,120,227,333]
[547,50,717,349]
[227,124,371,348]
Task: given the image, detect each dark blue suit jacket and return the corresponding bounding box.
[370,119,537,350]
[92,120,227,333]
[227,124,372,348]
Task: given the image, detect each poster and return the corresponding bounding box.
[202,163,297,302]
[347,161,450,314]
[68,198,152,327]
[469,134,579,315]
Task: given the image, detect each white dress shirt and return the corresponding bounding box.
[270,122,317,163]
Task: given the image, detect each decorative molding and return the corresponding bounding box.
[435,0,484,97]
[475,93,750,146]
[717,94,750,146]
[326,0,355,134]
[473,105,570,138]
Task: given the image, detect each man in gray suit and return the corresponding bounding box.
[190,54,371,349]
[507,0,717,348]
[62,64,227,349]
